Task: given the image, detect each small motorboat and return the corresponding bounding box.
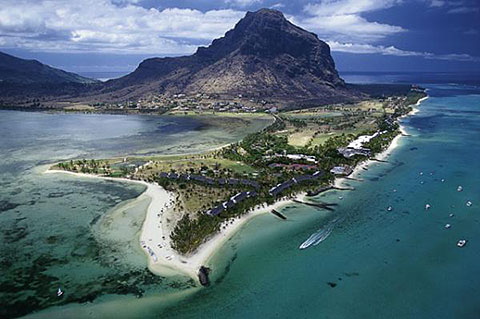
[457,186,463,192]
[444,224,451,229]
[441,179,445,182]
[466,201,472,207]
[338,196,343,200]
[457,239,467,248]
[449,213,454,217]
[57,288,64,297]
[387,206,393,212]
[425,204,431,210]
[420,172,424,176]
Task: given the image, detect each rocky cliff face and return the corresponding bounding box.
[105,9,353,103]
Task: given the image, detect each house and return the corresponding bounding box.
[337,147,371,158]
[330,166,353,176]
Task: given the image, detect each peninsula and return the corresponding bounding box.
[48,89,426,283]
[31,8,426,284]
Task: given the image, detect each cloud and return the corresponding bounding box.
[296,0,406,43]
[447,6,479,14]
[428,0,445,8]
[0,0,244,54]
[328,41,480,61]
[224,0,263,7]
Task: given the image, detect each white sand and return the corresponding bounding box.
[44,96,428,282]
[45,168,301,283]
[335,95,428,187]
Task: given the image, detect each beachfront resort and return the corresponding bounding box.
[50,89,426,284]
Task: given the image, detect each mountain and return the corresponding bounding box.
[0,51,97,85]
[101,9,356,104]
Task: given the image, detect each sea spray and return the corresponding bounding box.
[299,216,344,249]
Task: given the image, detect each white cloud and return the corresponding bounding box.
[447,6,479,13]
[328,41,480,61]
[224,0,263,8]
[304,0,402,16]
[296,0,406,43]
[428,0,445,7]
[0,0,244,54]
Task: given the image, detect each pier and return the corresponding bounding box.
[306,185,333,197]
[371,158,389,163]
[333,186,355,191]
[293,199,337,211]
[270,209,287,220]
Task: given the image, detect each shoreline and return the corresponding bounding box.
[44,168,301,283]
[43,94,428,284]
[335,94,428,186]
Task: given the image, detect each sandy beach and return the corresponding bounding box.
[45,168,301,283]
[335,95,428,187]
[43,95,428,284]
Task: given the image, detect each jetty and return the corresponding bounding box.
[306,185,333,197]
[333,186,355,191]
[293,199,337,211]
[270,209,287,220]
[371,158,389,163]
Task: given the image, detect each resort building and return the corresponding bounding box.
[330,166,353,176]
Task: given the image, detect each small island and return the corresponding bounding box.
[47,89,426,284]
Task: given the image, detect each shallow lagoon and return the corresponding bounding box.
[0,111,272,318]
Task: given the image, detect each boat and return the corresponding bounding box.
[441,178,445,182]
[57,288,63,297]
[457,186,463,192]
[457,239,467,248]
[444,224,451,229]
[425,204,431,210]
[466,201,472,207]
[387,206,393,211]
[449,213,454,217]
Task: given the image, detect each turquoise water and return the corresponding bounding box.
[162,84,480,319]
[0,111,271,318]
[4,81,480,318]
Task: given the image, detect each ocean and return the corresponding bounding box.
[2,73,480,318]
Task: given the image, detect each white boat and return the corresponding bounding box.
[457,239,467,247]
[57,288,63,297]
[444,224,451,229]
[457,186,463,192]
[387,206,393,211]
[441,179,445,182]
[449,213,454,217]
[466,201,472,207]
[425,204,431,210]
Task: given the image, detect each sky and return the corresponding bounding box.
[0,0,479,74]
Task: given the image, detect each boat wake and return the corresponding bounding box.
[299,217,342,250]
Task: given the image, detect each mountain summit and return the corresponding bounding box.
[105,8,352,103]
